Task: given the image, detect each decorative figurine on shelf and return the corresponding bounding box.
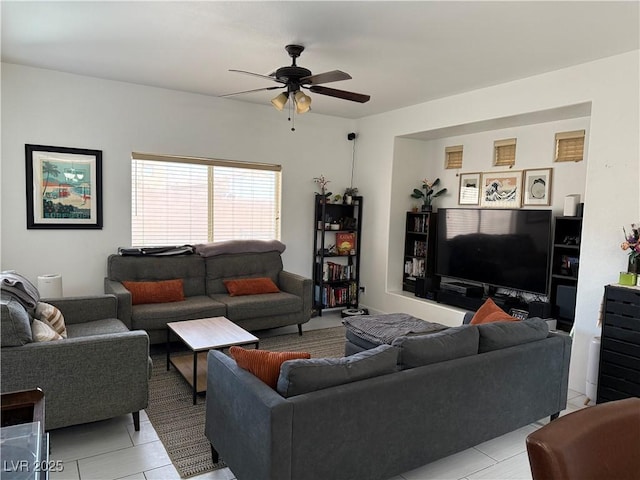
[411,178,447,212]
[313,175,332,202]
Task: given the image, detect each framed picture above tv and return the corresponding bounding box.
[480,170,522,208]
[458,172,481,205]
[523,168,553,206]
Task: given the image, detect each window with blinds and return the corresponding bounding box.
[131,153,281,247]
[494,138,517,167]
[445,145,463,169]
[555,130,585,162]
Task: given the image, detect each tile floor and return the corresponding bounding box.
[48,313,590,480]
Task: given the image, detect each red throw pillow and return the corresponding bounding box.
[122,279,185,305]
[224,277,280,296]
[229,346,310,389]
[470,298,519,325]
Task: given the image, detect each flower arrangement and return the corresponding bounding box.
[621,223,640,265]
[411,178,447,207]
[313,175,332,198]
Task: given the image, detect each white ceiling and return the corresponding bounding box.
[2,1,639,119]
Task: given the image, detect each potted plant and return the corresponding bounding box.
[621,223,640,274]
[411,178,447,212]
[344,187,358,205]
[313,175,332,203]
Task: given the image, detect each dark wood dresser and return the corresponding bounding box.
[597,285,640,403]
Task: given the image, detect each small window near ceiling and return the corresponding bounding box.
[494,138,517,167]
[445,145,463,169]
[555,130,585,162]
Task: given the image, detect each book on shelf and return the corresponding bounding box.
[336,232,356,255]
[404,258,425,277]
[321,261,354,281]
[314,282,357,307]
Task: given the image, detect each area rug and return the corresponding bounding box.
[146,325,346,478]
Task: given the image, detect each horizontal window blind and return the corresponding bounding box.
[494,138,517,167]
[555,130,585,162]
[445,145,463,169]
[131,153,281,247]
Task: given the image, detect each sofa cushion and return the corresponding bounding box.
[66,318,130,338]
[224,277,280,296]
[391,325,479,369]
[212,291,301,321]
[205,251,283,294]
[477,317,549,353]
[230,346,310,389]
[32,319,63,341]
[122,279,185,305]
[35,301,67,338]
[0,295,33,346]
[277,344,399,398]
[107,254,207,297]
[131,295,227,331]
[470,298,518,324]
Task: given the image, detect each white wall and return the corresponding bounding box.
[1,63,355,294]
[355,51,640,393]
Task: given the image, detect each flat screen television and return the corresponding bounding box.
[435,208,552,295]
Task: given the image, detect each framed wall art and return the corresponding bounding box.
[458,172,481,205]
[523,168,553,206]
[26,144,103,229]
[480,170,522,208]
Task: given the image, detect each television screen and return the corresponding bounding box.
[435,208,552,295]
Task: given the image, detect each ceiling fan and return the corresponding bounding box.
[221,44,370,114]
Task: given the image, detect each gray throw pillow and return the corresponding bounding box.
[276,344,398,398]
[392,325,479,369]
[477,317,549,353]
[1,295,33,346]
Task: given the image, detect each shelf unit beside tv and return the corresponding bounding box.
[313,195,362,316]
[549,216,583,331]
[402,211,438,298]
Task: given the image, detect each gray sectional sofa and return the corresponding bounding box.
[204,318,571,480]
[104,241,312,344]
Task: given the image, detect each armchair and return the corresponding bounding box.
[526,397,640,480]
[1,295,150,431]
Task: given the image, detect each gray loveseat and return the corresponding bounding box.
[105,241,312,344]
[1,294,150,431]
[204,318,571,480]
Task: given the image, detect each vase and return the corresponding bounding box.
[628,258,638,275]
[421,204,432,213]
[344,195,353,205]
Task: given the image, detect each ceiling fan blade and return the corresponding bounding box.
[300,70,352,85]
[220,86,283,97]
[229,69,285,84]
[308,85,370,103]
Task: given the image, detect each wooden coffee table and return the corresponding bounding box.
[166,316,259,404]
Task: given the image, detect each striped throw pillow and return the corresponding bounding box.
[32,319,63,342]
[229,346,310,389]
[35,302,67,338]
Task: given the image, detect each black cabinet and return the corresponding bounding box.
[549,216,582,331]
[402,211,439,299]
[597,285,640,403]
[312,195,362,315]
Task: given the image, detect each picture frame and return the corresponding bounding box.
[26,144,103,229]
[480,170,522,208]
[458,172,481,205]
[523,168,553,206]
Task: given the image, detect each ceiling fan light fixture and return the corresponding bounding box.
[271,92,289,111]
[294,91,312,114]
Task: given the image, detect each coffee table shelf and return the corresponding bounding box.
[166,317,259,404]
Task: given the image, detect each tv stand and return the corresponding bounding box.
[436,290,526,312]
